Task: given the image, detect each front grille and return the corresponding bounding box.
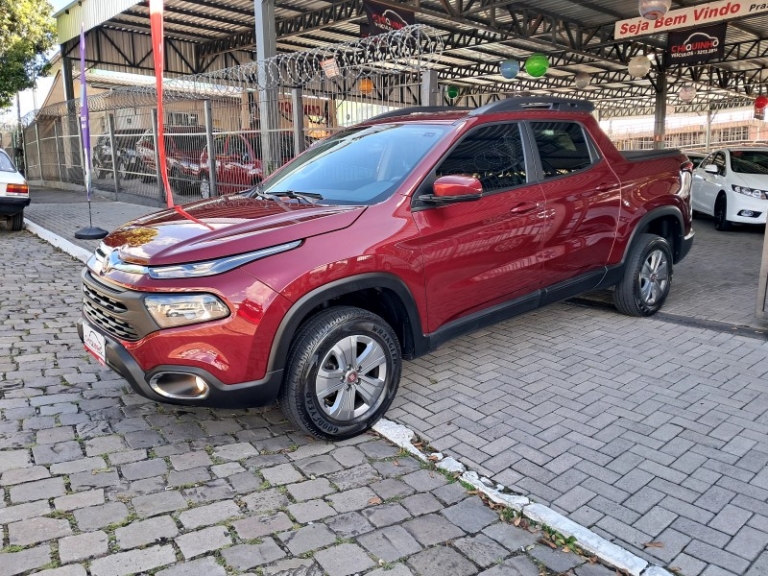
[82,276,141,341]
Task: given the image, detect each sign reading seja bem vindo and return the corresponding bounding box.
[615,0,768,39]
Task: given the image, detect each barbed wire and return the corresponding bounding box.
[31,25,445,120]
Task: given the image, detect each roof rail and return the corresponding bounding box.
[469,97,594,116]
[367,106,471,121]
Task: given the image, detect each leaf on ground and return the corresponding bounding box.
[392,459,401,467]
[427,455,439,462]
[513,515,522,526]
[643,541,664,548]
[368,497,382,505]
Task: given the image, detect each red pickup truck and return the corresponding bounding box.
[79,97,694,439]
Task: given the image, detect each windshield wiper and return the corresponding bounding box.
[241,183,274,200]
[266,190,324,204]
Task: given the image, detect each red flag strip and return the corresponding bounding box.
[149,0,174,208]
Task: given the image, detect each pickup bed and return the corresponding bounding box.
[79,96,694,439]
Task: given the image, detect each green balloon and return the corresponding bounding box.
[525,53,549,78]
[446,85,459,99]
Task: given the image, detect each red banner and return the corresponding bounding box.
[150,0,174,207]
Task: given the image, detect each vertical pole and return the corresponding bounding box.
[203,100,218,198]
[53,121,64,183]
[151,108,166,203]
[291,87,305,156]
[421,70,439,106]
[255,0,279,176]
[34,122,43,182]
[705,108,713,153]
[653,72,667,150]
[108,113,120,200]
[16,93,28,178]
[757,219,768,318]
[63,55,82,168]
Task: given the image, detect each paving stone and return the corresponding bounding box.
[279,523,336,555]
[115,515,179,549]
[10,477,65,503]
[262,463,304,485]
[68,469,120,491]
[89,544,176,576]
[288,499,336,523]
[221,539,287,570]
[31,441,83,465]
[58,531,109,563]
[454,533,510,568]
[133,490,188,518]
[233,511,293,539]
[725,525,768,562]
[124,430,165,449]
[0,544,51,576]
[107,449,147,465]
[167,467,211,488]
[179,500,241,529]
[243,488,290,513]
[402,469,449,492]
[170,451,213,471]
[327,487,379,513]
[32,566,88,576]
[120,458,168,480]
[370,478,416,500]
[0,500,51,524]
[358,524,423,562]
[212,462,244,477]
[73,502,129,530]
[478,556,540,576]
[442,496,499,533]
[176,525,232,560]
[432,481,468,505]
[403,512,466,546]
[0,466,50,486]
[372,458,422,478]
[213,442,259,461]
[156,557,227,576]
[331,446,367,467]
[229,471,264,493]
[85,435,128,456]
[362,502,411,527]
[401,492,443,516]
[8,516,71,546]
[293,455,343,477]
[262,558,324,575]
[529,545,586,573]
[359,439,401,459]
[709,503,753,536]
[407,545,477,576]
[182,478,236,503]
[482,522,539,552]
[327,463,379,490]
[314,543,375,576]
[287,478,335,501]
[326,511,375,538]
[50,457,107,475]
[365,565,414,576]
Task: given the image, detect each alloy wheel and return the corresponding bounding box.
[639,249,669,306]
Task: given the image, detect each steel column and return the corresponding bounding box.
[108,113,121,200]
[653,72,667,150]
[203,100,218,198]
[255,0,280,176]
[291,87,305,157]
[421,70,439,106]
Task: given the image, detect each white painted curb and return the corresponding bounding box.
[374,417,674,576]
[24,219,91,263]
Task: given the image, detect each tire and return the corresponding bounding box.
[613,233,672,317]
[200,173,211,199]
[714,195,732,231]
[10,211,23,232]
[279,306,402,440]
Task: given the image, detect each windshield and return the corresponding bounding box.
[0,151,17,172]
[730,150,768,175]
[262,124,449,205]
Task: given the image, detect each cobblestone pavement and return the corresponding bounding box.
[0,233,611,576]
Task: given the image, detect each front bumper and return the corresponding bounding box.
[77,319,283,408]
[727,192,768,225]
[0,197,30,216]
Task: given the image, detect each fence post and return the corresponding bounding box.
[53,121,64,183]
[107,113,120,200]
[34,122,43,182]
[421,70,439,106]
[151,109,165,204]
[203,100,218,198]
[291,87,305,156]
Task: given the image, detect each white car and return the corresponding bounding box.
[0,149,29,231]
[691,147,768,231]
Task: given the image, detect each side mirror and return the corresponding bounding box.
[704,164,719,174]
[422,175,483,204]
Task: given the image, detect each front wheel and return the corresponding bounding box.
[714,195,732,231]
[279,306,402,440]
[613,233,672,317]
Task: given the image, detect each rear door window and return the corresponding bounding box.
[0,151,16,172]
[530,122,594,178]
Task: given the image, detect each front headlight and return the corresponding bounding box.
[145,294,229,328]
[147,241,301,279]
[732,184,768,199]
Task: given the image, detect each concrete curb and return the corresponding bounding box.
[25,219,673,576]
[373,418,674,576]
[24,218,91,263]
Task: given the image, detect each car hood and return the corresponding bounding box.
[103,197,366,266]
[729,172,768,189]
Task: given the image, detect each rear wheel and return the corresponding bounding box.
[613,233,672,317]
[714,195,732,231]
[279,306,401,440]
[10,212,23,232]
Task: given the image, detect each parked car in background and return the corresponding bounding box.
[692,147,768,230]
[198,131,316,197]
[0,149,30,231]
[79,97,694,440]
[135,127,208,193]
[684,151,706,169]
[92,129,146,181]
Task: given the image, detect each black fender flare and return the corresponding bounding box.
[623,206,685,264]
[266,273,426,376]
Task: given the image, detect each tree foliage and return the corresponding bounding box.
[0,0,55,108]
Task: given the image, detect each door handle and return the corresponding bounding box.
[509,202,539,215]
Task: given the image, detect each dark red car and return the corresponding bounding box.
[135,127,208,193]
[80,97,694,440]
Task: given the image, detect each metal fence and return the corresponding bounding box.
[1,25,442,206]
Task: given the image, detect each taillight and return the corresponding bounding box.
[679,161,693,218]
[6,183,29,195]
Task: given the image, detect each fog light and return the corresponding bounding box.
[738,210,761,218]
